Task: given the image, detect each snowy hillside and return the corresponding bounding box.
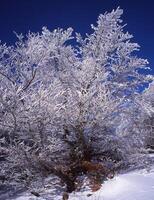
[70,169,154,200]
[12,166,154,200]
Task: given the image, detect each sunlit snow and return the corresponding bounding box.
[69,169,154,200]
[13,168,154,200]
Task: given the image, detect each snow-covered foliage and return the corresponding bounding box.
[0,7,153,193]
[137,82,154,149]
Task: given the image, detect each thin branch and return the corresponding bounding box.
[22,69,37,91]
[0,71,15,85]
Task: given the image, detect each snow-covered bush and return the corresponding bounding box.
[137,82,154,149]
[0,7,153,192]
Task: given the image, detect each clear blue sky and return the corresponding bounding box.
[0,0,153,73]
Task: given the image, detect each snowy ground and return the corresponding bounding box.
[69,169,154,200]
[11,167,154,200]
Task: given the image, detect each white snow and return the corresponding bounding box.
[14,168,154,200]
[70,169,154,200]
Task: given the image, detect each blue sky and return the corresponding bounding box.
[0,0,153,73]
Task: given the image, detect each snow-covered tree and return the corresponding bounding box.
[138,82,154,149]
[0,7,153,192]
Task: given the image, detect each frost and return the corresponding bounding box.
[0,7,153,195]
